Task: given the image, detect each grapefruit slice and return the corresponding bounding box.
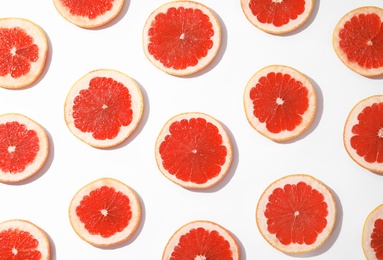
[53,0,125,28]
[256,174,336,254]
[344,95,383,173]
[0,18,48,89]
[0,219,50,259]
[69,178,141,247]
[162,220,240,260]
[64,69,143,148]
[363,204,383,259]
[241,0,314,34]
[0,113,49,183]
[243,65,316,141]
[155,112,232,189]
[333,6,383,77]
[143,1,221,76]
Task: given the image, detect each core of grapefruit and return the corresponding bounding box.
[0,18,48,89]
[162,220,240,260]
[243,65,316,142]
[241,0,314,34]
[53,0,125,28]
[256,174,336,254]
[333,6,383,77]
[143,1,221,76]
[64,69,143,148]
[0,113,49,183]
[0,219,50,260]
[363,203,383,260]
[69,178,141,247]
[155,112,232,189]
[344,95,383,173]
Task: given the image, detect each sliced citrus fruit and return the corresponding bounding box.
[162,220,240,260]
[333,6,383,77]
[155,112,232,189]
[363,204,383,259]
[0,219,50,259]
[143,0,221,76]
[241,0,314,34]
[64,69,143,148]
[256,174,336,254]
[0,18,48,89]
[69,177,141,247]
[243,65,316,142]
[0,113,49,183]
[53,0,125,28]
[343,95,383,173]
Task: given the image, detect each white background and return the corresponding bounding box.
[1,0,383,259]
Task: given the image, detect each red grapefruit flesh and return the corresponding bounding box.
[241,0,314,34]
[333,6,383,77]
[53,0,125,28]
[256,174,336,254]
[0,219,50,260]
[0,113,49,183]
[64,69,143,148]
[344,95,383,173]
[363,204,383,259]
[0,18,48,89]
[155,112,232,189]
[162,220,240,260]
[69,178,141,247]
[143,1,221,76]
[243,65,316,141]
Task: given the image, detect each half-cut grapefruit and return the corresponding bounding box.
[64,69,143,148]
[69,178,141,247]
[0,18,48,89]
[162,220,240,260]
[243,65,316,141]
[333,6,383,77]
[256,174,336,254]
[143,1,221,76]
[363,203,383,260]
[155,112,232,189]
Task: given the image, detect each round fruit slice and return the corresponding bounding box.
[333,6,383,77]
[0,219,50,259]
[53,0,125,28]
[0,18,48,89]
[64,69,143,148]
[155,112,232,189]
[243,65,316,141]
[69,178,141,247]
[241,0,314,34]
[162,220,240,260]
[0,113,49,183]
[143,1,221,76]
[363,204,383,259]
[256,174,336,254]
[344,95,383,173]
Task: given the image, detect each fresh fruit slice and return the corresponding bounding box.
[256,174,336,254]
[155,112,232,189]
[69,178,141,247]
[344,95,383,173]
[333,6,383,77]
[64,69,143,148]
[143,1,221,76]
[241,0,314,34]
[0,18,48,89]
[363,204,383,259]
[243,65,316,141]
[53,0,125,28]
[0,219,50,259]
[162,220,240,260]
[0,113,49,183]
